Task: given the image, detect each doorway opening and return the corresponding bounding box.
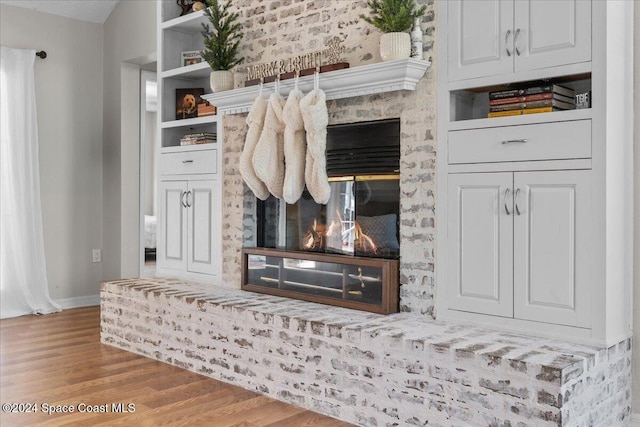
[140,69,158,277]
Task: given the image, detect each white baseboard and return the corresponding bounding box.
[631,413,640,426]
[55,294,100,309]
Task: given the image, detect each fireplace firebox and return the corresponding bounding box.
[242,119,401,314]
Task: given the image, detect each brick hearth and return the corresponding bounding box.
[101,278,631,426]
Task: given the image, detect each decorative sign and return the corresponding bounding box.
[246,37,347,82]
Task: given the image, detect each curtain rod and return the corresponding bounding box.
[35,51,47,59]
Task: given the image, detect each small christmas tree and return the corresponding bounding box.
[201,0,243,71]
[360,0,427,33]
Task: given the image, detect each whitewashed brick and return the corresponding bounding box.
[101,279,631,426]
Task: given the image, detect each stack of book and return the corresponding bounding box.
[180,132,216,146]
[488,83,575,118]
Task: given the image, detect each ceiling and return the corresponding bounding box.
[0,0,119,24]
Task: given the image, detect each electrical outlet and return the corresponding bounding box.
[92,249,101,263]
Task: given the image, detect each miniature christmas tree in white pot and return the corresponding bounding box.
[201,0,243,92]
[360,0,426,61]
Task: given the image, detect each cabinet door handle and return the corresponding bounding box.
[505,29,512,57]
[514,188,522,215]
[504,188,511,215]
[514,28,522,56]
[182,160,194,164]
[501,139,528,144]
[181,191,188,208]
[186,190,192,208]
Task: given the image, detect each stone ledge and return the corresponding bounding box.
[100,278,631,426]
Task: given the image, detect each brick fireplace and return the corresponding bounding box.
[223,89,436,315]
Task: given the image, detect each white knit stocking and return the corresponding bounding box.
[253,93,286,199]
[239,96,269,200]
[300,89,331,204]
[282,88,307,204]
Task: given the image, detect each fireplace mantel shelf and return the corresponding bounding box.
[202,58,431,115]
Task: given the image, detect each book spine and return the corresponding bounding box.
[487,110,524,118]
[490,100,573,112]
[522,85,553,95]
[490,84,574,100]
[489,92,562,105]
[488,89,524,100]
[490,103,526,112]
[524,84,573,97]
[522,106,557,114]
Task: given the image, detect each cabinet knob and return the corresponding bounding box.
[514,28,522,56]
[514,188,522,215]
[182,160,194,164]
[505,30,512,57]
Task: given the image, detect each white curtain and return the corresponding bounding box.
[0,46,61,319]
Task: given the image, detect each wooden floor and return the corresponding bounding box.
[0,306,354,427]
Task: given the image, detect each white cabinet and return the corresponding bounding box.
[155,143,220,282]
[448,171,592,328]
[512,171,591,327]
[158,178,219,277]
[156,1,222,284]
[448,0,591,81]
[447,173,513,318]
[159,180,187,271]
[438,0,633,346]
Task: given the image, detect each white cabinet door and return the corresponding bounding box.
[514,0,591,73]
[513,170,591,327]
[187,179,217,275]
[447,0,514,81]
[447,173,514,317]
[448,0,591,81]
[158,180,187,271]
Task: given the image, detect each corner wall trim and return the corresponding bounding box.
[55,294,100,309]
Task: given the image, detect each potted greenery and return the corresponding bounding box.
[360,0,427,61]
[201,0,243,92]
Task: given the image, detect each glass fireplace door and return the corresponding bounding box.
[278,175,399,259]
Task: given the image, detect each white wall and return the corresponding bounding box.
[0,4,104,304]
[102,0,156,280]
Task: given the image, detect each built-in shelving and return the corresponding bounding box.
[161,143,216,154]
[159,3,217,150]
[447,108,593,131]
[161,115,217,129]
[156,1,222,284]
[448,73,592,126]
[162,62,211,79]
[203,58,431,115]
[161,10,207,30]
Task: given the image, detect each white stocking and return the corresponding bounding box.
[239,96,269,200]
[282,88,307,204]
[300,89,331,204]
[253,93,286,199]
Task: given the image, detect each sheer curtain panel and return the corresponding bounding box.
[0,46,61,319]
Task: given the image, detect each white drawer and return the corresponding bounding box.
[448,120,591,164]
[160,149,217,175]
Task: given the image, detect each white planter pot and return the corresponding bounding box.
[210,70,234,92]
[379,32,411,61]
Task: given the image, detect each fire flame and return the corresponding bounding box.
[354,222,377,253]
[302,211,377,254]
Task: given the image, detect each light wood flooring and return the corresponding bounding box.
[0,306,355,427]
